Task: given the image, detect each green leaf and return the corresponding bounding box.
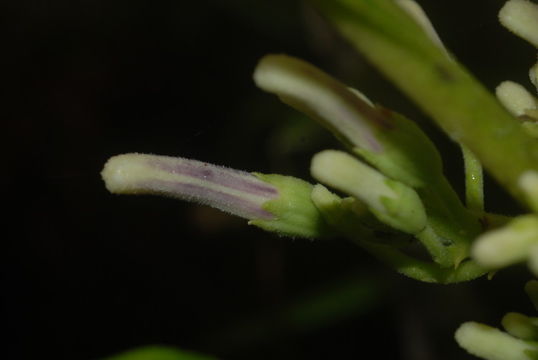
[102,346,216,360]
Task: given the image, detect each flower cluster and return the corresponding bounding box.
[102,0,538,359]
[103,0,488,284]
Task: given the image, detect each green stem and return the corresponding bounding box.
[352,237,486,284]
[415,176,481,267]
[415,225,451,268]
[462,145,485,212]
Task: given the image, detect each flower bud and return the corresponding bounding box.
[472,215,538,268]
[518,170,538,211]
[496,81,537,117]
[502,312,538,341]
[455,322,538,360]
[500,0,538,48]
[311,150,426,234]
[254,54,384,152]
[102,153,332,239]
[254,54,444,188]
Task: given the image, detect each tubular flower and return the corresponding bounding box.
[102,153,333,239]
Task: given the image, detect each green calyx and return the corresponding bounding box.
[250,173,335,239]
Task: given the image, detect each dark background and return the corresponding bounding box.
[4,0,536,359]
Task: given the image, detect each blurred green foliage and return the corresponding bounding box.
[103,346,215,360]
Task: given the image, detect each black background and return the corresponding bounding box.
[4,0,537,359]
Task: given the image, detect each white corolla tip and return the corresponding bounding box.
[254,54,384,152]
[518,170,538,211]
[394,0,448,55]
[500,0,538,48]
[455,322,538,360]
[528,244,538,277]
[496,81,538,116]
[529,63,538,91]
[102,153,153,194]
[472,215,538,268]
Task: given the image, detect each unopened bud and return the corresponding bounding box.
[502,312,538,341]
[254,54,444,188]
[496,81,537,116]
[254,54,383,152]
[472,215,538,268]
[102,153,332,239]
[310,150,426,234]
[455,322,538,360]
[518,170,538,211]
[500,0,538,48]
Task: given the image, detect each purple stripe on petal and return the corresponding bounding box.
[149,156,279,198]
[142,179,275,221]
